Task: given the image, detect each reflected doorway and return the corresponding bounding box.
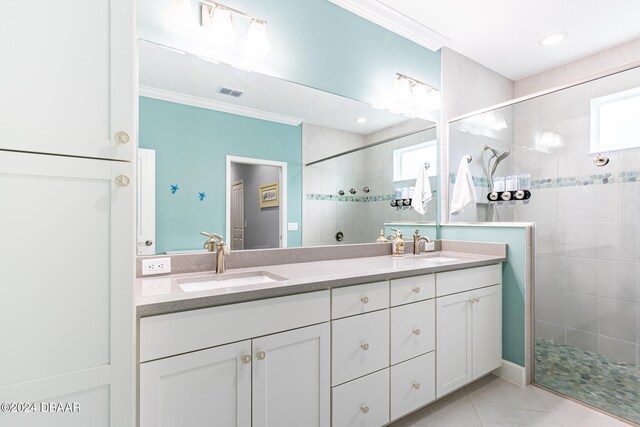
[226,156,287,250]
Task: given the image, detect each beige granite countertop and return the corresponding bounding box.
[136,250,506,317]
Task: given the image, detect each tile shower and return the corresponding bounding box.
[303,124,437,246]
[449,65,640,424]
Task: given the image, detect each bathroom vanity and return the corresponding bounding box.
[137,246,505,427]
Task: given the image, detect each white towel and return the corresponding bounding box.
[449,157,477,215]
[411,164,432,215]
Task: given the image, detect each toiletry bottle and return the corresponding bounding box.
[394,230,405,256]
[376,230,387,243]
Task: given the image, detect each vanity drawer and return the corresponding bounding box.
[331,281,389,319]
[390,274,435,306]
[390,300,435,365]
[332,368,389,427]
[390,352,436,421]
[436,264,502,297]
[332,309,389,386]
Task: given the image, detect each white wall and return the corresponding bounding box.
[515,38,640,98]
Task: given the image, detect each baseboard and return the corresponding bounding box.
[493,360,526,387]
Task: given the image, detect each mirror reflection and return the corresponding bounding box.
[137,40,437,255]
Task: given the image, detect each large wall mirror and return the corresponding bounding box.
[136,1,441,255]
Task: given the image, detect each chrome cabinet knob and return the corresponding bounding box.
[256,351,266,360]
[413,328,421,336]
[361,296,369,304]
[115,175,130,187]
[145,240,153,246]
[115,131,130,144]
[413,382,421,390]
[361,342,370,351]
[412,286,421,294]
[361,405,369,414]
[241,354,252,364]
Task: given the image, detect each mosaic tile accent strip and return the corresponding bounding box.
[535,337,640,424]
[449,171,640,188]
[306,193,396,203]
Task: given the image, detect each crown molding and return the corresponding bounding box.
[328,0,448,52]
[138,86,303,126]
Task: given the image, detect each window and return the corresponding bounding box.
[590,87,640,153]
[393,140,437,182]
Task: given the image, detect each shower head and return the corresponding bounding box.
[490,150,511,178]
[484,145,500,157]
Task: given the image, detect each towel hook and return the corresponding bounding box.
[465,155,472,163]
[424,162,430,170]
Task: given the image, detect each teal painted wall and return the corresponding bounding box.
[138,0,441,105]
[139,96,302,253]
[384,224,437,241]
[439,225,527,367]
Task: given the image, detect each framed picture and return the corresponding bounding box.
[259,183,279,208]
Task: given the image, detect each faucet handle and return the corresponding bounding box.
[200,231,214,239]
[414,229,420,237]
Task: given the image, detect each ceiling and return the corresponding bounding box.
[138,41,431,134]
[341,0,640,80]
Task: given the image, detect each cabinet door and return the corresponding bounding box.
[140,341,252,427]
[0,151,134,426]
[436,291,472,397]
[471,284,502,378]
[253,323,330,427]
[0,0,134,160]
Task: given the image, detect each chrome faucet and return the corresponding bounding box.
[200,231,230,274]
[413,229,432,255]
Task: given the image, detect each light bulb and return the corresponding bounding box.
[393,76,412,102]
[410,84,429,107]
[210,7,236,47]
[245,20,271,57]
[165,0,193,34]
[424,88,442,111]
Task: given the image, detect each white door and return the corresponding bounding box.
[0,151,134,426]
[231,180,245,250]
[137,149,156,255]
[140,340,252,427]
[472,284,503,378]
[0,0,134,161]
[436,291,472,397]
[252,323,330,427]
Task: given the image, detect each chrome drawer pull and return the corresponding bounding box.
[241,354,252,364]
[413,382,421,390]
[413,328,421,336]
[256,351,267,360]
[412,286,421,293]
[360,342,370,351]
[361,405,369,414]
[361,296,369,304]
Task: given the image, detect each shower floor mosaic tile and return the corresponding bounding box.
[535,337,640,424]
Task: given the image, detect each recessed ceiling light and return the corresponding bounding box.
[355,117,367,124]
[539,31,568,46]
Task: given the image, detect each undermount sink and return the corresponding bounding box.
[415,255,459,263]
[177,271,287,293]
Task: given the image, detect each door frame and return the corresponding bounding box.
[226,155,288,249]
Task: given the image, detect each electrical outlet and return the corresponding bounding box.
[142,257,172,275]
[425,242,436,252]
[287,222,299,231]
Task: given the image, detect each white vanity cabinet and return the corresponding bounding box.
[0,0,135,161]
[139,291,330,427]
[436,264,502,397]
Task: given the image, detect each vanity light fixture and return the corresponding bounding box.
[165,0,194,34]
[394,73,441,112]
[200,0,271,57]
[539,31,568,46]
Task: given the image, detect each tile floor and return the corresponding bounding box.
[535,338,640,423]
[389,375,633,426]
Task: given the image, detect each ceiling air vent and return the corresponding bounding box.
[217,87,244,98]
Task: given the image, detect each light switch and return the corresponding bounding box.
[288,222,299,231]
